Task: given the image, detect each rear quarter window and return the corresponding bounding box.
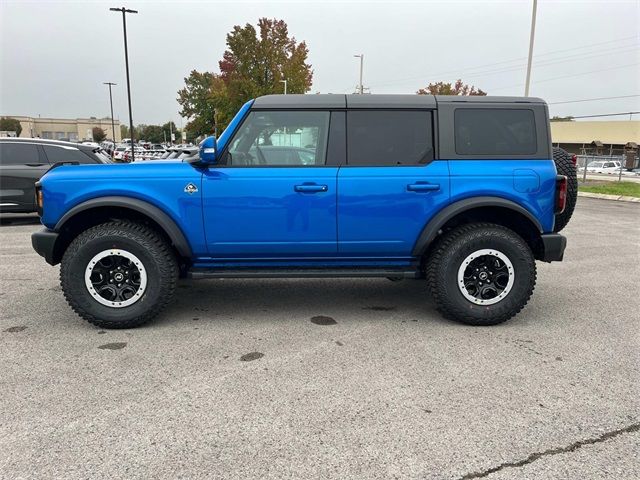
[454,108,537,156]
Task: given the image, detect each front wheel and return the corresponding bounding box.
[425,223,536,326]
[60,220,179,329]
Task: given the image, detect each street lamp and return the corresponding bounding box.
[354,54,364,94]
[524,0,537,96]
[280,79,287,95]
[110,6,138,161]
[103,82,117,144]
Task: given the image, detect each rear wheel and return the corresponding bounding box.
[553,147,578,232]
[426,223,536,326]
[60,220,178,329]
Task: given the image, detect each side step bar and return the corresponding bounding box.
[188,268,421,280]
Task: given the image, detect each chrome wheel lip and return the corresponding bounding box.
[84,249,147,308]
[457,249,515,306]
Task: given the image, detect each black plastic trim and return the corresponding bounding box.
[31,228,59,265]
[54,196,192,258]
[189,267,420,279]
[541,233,566,262]
[411,196,544,256]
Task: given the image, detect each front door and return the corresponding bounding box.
[202,110,338,258]
[337,110,450,257]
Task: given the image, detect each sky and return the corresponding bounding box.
[1,0,638,126]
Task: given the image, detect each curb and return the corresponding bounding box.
[578,191,640,203]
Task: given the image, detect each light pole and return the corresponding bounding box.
[110,6,138,161]
[280,79,287,95]
[354,54,364,94]
[103,82,117,144]
[524,0,537,96]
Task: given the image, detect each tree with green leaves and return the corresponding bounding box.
[0,117,22,137]
[177,18,313,138]
[92,127,106,143]
[417,79,487,96]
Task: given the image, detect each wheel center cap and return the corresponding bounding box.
[478,271,488,281]
[114,272,124,282]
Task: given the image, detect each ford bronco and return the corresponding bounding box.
[31,94,572,329]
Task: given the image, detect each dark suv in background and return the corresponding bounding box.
[0,138,111,213]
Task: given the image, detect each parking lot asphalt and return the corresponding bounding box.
[1,198,638,480]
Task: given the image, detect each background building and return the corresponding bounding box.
[550,120,639,156]
[8,116,121,142]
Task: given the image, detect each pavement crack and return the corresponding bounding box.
[458,422,640,480]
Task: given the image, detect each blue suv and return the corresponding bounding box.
[31,94,570,329]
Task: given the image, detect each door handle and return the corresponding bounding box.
[294,184,328,193]
[25,163,47,167]
[407,182,440,192]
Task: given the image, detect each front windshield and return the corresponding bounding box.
[587,162,604,168]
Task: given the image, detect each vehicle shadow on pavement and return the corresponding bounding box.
[0,214,41,227]
[160,277,450,327]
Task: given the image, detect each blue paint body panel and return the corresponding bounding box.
[448,159,557,233]
[202,167,338,257]
[337,161,450,256]
[40,161,207,255]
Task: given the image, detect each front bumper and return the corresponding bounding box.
[31,228,59,265]
[541,233,566,262]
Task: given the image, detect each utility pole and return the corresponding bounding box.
[280,79,287,95]
[110,6,138,161]
[103,82,117,143]
[354,54,364,94]
[524,0,537,96]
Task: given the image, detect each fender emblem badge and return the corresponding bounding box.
[184,183,198,194]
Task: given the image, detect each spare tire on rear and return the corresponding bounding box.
[552,147,578,232]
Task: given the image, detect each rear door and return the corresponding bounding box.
[337,109,450,257]
[0,142,49,212]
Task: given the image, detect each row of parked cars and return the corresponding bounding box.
[108,143,198,162]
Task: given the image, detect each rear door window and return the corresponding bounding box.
[0,142,41,165]
[454,108,537,155]
[347,110,434,166]
[43,145,98,164]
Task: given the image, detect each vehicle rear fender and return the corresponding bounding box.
[412,196,543,256]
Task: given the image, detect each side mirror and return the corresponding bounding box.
[196,136,217,164]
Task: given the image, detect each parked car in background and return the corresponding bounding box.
[113,145,127,161]
[177,147,199,162]
[122,147,146,162]
[0,138,111,213]
[585,160,622,174]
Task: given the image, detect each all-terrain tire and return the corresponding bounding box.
[425,223,536,326]
[552,147,578,232]
[60,220,178,329]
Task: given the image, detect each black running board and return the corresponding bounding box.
[188,268,420,279]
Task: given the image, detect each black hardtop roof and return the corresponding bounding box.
[0,137,97,150]
[252,94,546,109]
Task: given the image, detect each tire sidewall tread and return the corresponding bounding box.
[60,220,178,329]
[426,223,537,326]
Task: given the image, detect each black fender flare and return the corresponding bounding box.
[411,196,543,256]
[55,196,192,258]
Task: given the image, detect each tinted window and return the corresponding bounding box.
[225,111,330,166]
[347,110,433,166]
[455,109,537,155]
[0,142,40,165]
[43,145,97,164]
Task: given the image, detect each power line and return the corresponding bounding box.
[490,62,640,91]
[567,112,639,119]
[368,36,638,88]
[549,94,640,105]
